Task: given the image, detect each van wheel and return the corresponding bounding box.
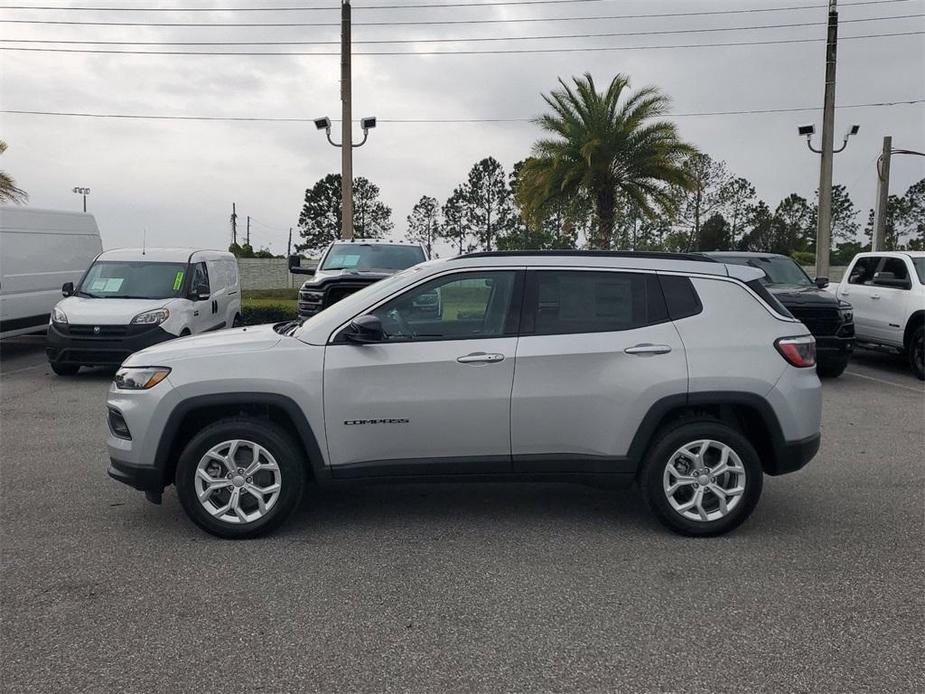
[232,313,243,328]
[910,325,924,380]
[175,417,306,539]
[50,362,80,376]
[639,420,763,537]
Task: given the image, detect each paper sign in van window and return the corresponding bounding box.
[173,271,184,291]
[91,278,124,292]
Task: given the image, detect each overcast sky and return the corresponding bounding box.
[1,0,923,256]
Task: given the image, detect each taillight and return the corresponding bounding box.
[775,335,816,368]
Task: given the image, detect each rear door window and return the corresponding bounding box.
[524,271,667,335]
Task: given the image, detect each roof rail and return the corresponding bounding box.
[453,250,717,262]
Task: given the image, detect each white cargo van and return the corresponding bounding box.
[0,207,103,339]
[46,248,242,374]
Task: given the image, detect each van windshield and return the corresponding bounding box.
[78,261,188,299]
[321,244,425,272]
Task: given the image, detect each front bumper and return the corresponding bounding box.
[46,323,175,366]
[815,333,854,358]
[108,457,163,492]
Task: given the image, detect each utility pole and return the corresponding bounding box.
[815,0,838,279]
[287,227,292,257]
[872,136,892,252]
[341,0,354,240]
[231,202,238,246]
[246,215,251,247]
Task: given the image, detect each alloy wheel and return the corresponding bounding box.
[194,439,282,524]
[663,439,747,522]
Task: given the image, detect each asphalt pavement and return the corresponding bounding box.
[1,335,922,693]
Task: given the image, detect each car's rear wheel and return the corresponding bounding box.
[909,325,924,380]
[175,417,306,539]
[639,420,763,536]
[232,313,243,328]
[50,361,80,376]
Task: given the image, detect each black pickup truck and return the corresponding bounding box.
[289,240,428,319]
[703,252,855,377]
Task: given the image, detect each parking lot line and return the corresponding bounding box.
[844,370,924,393]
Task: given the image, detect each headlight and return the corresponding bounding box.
[52,306,68,324]
[131,308,169,326]
[114,366,171,390]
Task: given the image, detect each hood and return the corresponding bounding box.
[124,323,282,366]
[767,284,842,306]
[56,296,173,324]
[304,268,394,287]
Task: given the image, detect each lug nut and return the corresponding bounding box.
[246,477,253,484]
[237,468,244,474]
[226,473,232,479]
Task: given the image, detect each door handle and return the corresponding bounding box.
[457,352,505,364]
[193,310,199,317]
[871,294,881,300]
[624,343,672,355]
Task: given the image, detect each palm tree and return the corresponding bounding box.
[519,73,695,249]
[0,140,28,204]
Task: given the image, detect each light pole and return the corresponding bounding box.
[72,186,90,212]
[798,122,859,276]
[313,115,377,240]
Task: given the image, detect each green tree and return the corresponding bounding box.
[296,174,392,253]
[699,213,732,251]
[863,195,903,250]
[772,194,812,254]
[510,159,584,249]
[441,186,473,255]
[674,153,730,251]
[406,195,442,258]
[465,156,516,251]
[808,184,860,250]
[0,140,28,204]
[896,177,925,249]
[720,176,757,247]
[517,73,695,249]
[739,201,775,251]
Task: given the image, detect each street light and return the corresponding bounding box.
[72,186,90,212]
[314,115,377,149]
[799,123,860,154]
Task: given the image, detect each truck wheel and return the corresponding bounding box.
[50,362,80,376]
[910,326,924,380]
[639,420,763,537]
[175,417,306,539]
[817,356,849,378]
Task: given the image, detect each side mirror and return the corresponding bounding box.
[289,254,315,276]
[62,282,74,297]
[192,284,210,301]
[345,314,384,344]
[814,277,829,289]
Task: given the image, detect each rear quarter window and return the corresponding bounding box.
[658,274,703,320]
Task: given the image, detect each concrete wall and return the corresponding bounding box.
[237,258,318,290]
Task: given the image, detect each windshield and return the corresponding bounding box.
[912,257,925,284]
[78,260,187,299]
[321,244,425,272]
[721,255,813,287]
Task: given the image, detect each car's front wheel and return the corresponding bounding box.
[639,420,763,536]
[50,361,80,376]
[175,417,306,539]
[817,355,849,378]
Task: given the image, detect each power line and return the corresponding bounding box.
[0,0,916,27]
[3,13,920,45]
[0,0,610,9]
[1,30,920,54]
[3,99,922,123]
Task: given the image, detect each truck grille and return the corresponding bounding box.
[789,306,841,337]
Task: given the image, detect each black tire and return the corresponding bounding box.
[50,361,80,376]
[639,420,764,537]
[232,313,243,328]
[175,417,306,539]
[909,325,924,381]
[817,356,849,378]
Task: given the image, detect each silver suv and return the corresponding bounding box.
[106,251,822,538]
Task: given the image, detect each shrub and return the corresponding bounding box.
[242,299,298,326]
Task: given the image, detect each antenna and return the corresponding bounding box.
[142,229,146,255]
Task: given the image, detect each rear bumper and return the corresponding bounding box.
[46,323,175,366]
[767,432,821,476]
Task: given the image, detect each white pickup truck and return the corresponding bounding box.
[833,251,924,379]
